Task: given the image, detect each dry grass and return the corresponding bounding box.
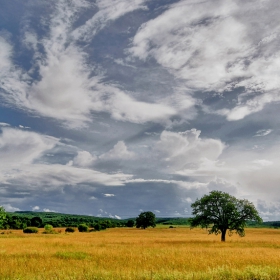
[0,227,280,279]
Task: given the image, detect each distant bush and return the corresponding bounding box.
[78,224,89,232]
[65,227,75,233]
[43,224,57,234]
[23,227,38,233]
[44,224,53,231]
[93,223,101,231]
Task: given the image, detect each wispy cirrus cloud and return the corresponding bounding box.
[129,0,280,121]
[0,0,177,128]
[254,129,273,137]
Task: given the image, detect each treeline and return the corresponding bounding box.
[3,211,126,229]
[3,212,191,229]
[3,211,277,230]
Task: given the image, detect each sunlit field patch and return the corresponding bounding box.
[0,227,280,279]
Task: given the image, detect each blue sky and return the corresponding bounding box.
[0,0,280,220]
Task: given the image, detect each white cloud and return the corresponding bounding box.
[0,128,132,188]
[0,123,10,127]
[105,88,176,124]
[129,0,280,120]
[0,36,13,72]
[43,208,57,213]
[104,194,115,197]
[182,197,192,204]
[71,151,97,167]
[0,0,177,128]
[32,206,40,211]
[1,204,20,212]
[0,128,58,166]
[99,141,135,160]
[257,200,280,221]
[254,129,273,137]
[19,125,30,129]
[72,0,147,41]
[252,159,273,167]
[0,164,132,188]
[155,129,225,172]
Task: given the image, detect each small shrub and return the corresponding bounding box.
[42,224,57,234]
[65,227,75,233]
[44,224,53,231]
[78,224,89,232]
[23,227,38,234]
[94,223,101,231]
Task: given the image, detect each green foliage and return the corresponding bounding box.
[157,217,190,226]
[31,217,43,228]
[23,227,39,233]
[136,211,156,229]
[9,211,125,229]
[43,224,57,234]
[78,224,89,232]
[126,219,135,227]
[44,224,53,231]
[189,190,262,241]
[0,207,7,229]
[65,227,75,233]
[93,223,101,231]
[55,251,89,260]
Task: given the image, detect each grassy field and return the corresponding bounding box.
[0,227,280,279]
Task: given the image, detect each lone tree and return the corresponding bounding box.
[189,190,262,242]
[136,211,156,229]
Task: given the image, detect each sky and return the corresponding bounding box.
[0,0,280,220]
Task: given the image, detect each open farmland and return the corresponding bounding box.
[0,227,280,279]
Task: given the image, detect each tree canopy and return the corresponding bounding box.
[189,190,262,241]
[136,211,156,229]
[0,206,7,229]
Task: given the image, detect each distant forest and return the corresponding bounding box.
[2,211,277,229]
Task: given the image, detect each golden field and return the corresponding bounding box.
[0,227,280,279]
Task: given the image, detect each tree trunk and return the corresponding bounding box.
[221,229,226,242]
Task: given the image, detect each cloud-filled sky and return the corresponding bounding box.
[1,0,280,220]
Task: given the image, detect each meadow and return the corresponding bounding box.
[0,227,280,279]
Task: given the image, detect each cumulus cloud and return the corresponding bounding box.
[32,206,40,211]
[70,151,97,167]
[0,128,59,166]
[155,129,225,173]
[129,0,280,120]
[0,127,132,189]
[1,204,20,212]
[99,141,135,160]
